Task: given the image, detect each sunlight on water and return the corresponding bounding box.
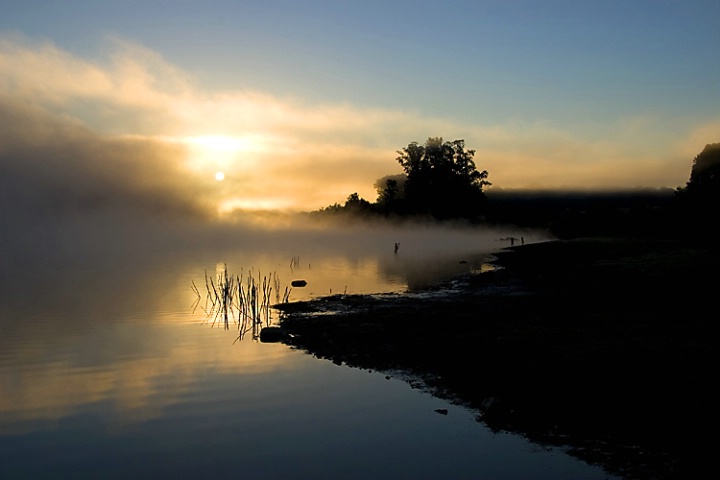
[0,223,619,480]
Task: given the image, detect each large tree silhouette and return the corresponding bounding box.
[394,137,490,219]
[676,143,720,204]
[674,143,720,235]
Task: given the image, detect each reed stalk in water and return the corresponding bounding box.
[196,264,290,341]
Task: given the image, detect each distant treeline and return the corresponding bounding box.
[483,188,678,239]
[309,141,720,241]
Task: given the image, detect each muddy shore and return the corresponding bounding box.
[274,237,719,480]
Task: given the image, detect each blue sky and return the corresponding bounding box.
[1,0,719,214]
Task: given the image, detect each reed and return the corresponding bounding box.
[195,264,292,341]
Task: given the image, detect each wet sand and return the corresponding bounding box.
[275,237,719,480]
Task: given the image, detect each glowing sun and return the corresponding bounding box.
[215,171,225,181]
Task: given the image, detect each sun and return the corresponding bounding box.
[177,134,267,183]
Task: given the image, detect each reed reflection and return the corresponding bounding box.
[193,263,293,342]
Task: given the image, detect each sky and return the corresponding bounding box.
[1,0,719,218]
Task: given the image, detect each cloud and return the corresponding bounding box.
[0,33,714,218]
[0,96,215,219]
[454,119,704,191]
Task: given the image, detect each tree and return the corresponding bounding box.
[395,137,490,219]
[343,192,373,214]
[374,174,406,214]
[676,143,720,204]
[674,143,720,234]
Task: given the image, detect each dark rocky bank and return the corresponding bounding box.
[274,237,720,480]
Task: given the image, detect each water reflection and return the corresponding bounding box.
[1,221,545,434]
[193,262,285,342]
[2,221,619,480]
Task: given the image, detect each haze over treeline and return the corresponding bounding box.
[0,95,701,229]
[307,137,719,239]
[2,90,717,274]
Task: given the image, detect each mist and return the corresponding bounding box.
[0,93,551,300]
[0,96,216,218]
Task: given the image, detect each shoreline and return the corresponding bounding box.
[275,237,719,480]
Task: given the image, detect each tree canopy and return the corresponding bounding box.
[393,137,490,219]
[311,137,491,221]
[674,143,720,232]
[676,143,720,205]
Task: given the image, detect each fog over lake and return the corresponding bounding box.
[0,196,630,480]
[0,98,620,479]
[0,6,713,474]
[0,95,618,477]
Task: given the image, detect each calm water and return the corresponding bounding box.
[0,220,619,479]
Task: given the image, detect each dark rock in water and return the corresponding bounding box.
[259,326,285,343]
[434,409,448,415]
[291,280,308,287]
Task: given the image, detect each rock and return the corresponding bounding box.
[259,326,285,343]
[291,280,308,287]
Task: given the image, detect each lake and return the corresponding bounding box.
[0,216,620,479]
